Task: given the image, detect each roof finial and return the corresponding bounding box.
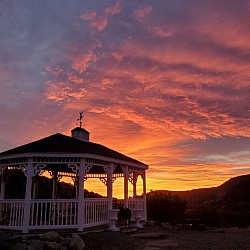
[77,111,84,128]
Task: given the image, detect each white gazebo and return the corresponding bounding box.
[0,124,148,233]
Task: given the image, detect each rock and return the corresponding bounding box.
[146,221,155,226]
[161,222,172,230]
[9,242,28,250]
[40,231,63,243]
[146,239,179,247]
[10,235,23,243]
[42,241,62,250]
[28,239,42,250]
[62,236,72,248]
[131,233,165,239]
[69,234,85,250]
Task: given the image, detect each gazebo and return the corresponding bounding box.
[0,123,148,233]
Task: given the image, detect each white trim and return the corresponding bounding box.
[0,153,148,169]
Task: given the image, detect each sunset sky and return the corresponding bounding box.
[1,0,250,195]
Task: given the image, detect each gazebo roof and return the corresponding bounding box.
[0,133,147,168]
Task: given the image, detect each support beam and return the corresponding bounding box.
[133,172,137,198]
[124,166,129,208]
[0,172,6,222]
[22,158,33,233]
[0,172,6,199]
[52,172,58,199]
[107,164,114,209]
[142,171,147,221]
[77,159,85,231]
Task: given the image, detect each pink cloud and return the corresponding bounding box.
[133,5,152,21]
[44,81,86,102]
[72,52,95,73]
[80,1,122,31]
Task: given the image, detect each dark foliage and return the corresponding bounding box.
[3,170,103,199]
[147,190,186,224]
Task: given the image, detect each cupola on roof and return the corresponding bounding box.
[71,111,90,142]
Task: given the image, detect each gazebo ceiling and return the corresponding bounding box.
[0,133,148,168]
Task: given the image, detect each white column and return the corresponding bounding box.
[107,164,114,209]
[0,171,6,222]
[142,171,147,221]
[22,158,33,233]
[52,172,57,199]
[133,172,137,198]
[124,166,129,208]
[77,159,85,231]
[0,172,6,199]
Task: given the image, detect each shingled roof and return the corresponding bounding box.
[0,133,147,167]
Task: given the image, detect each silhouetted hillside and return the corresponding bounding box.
[148,174,250,227]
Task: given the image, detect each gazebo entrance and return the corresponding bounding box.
[0,126,148,233]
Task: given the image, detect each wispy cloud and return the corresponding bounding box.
[1,0,250,192]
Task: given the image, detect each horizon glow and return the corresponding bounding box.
[0,0,250,196]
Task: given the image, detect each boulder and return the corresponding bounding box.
[9,242,28,250]
[161,222,172,230]
[42,241,62,250]
[28,239,42,250]
[40,231,63,243]
[69,234,85,250]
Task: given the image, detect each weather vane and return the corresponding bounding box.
[77,111,84,128]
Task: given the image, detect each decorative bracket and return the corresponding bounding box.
[19,164,28,177]
[129,172,138,185]
[39,170,45,176]
[99,177,107,186]
[33,164,47,177]
[0,166,6,175]
[68,164,80,176]
[99,176,116,186]
[84,164,92,176]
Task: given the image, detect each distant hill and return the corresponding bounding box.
[148,174,250,227]
[172,174,250,205]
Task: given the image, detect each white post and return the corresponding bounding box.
[22,158,33,233]
[142,171,147,221]
[77,159,85,231]
[0,172,6,222]
[107,164,114,209]
[0,173,6,199]
[32,176,38,199]
[52,172,57,199]
[133,172,137,198]
[124,166,129,208]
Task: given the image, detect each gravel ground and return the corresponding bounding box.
[81,226,250,250]
[2,226,250,249]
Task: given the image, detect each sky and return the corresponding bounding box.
[1,0,250,195]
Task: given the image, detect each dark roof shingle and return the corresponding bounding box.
[0,133,147,167]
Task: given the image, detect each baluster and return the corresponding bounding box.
[35,203,38,226]
[44,202,47,225]
[57,202,60,225]
[66,202,68,225]
[48,202,51,226]
[9,203,13,226]
[52,201,55,225]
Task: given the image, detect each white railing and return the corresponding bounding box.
[128,198,144,210]
[0,200,24,229]
[29,199,78,229]
[84,198,109,227]
[118,198,146,220]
